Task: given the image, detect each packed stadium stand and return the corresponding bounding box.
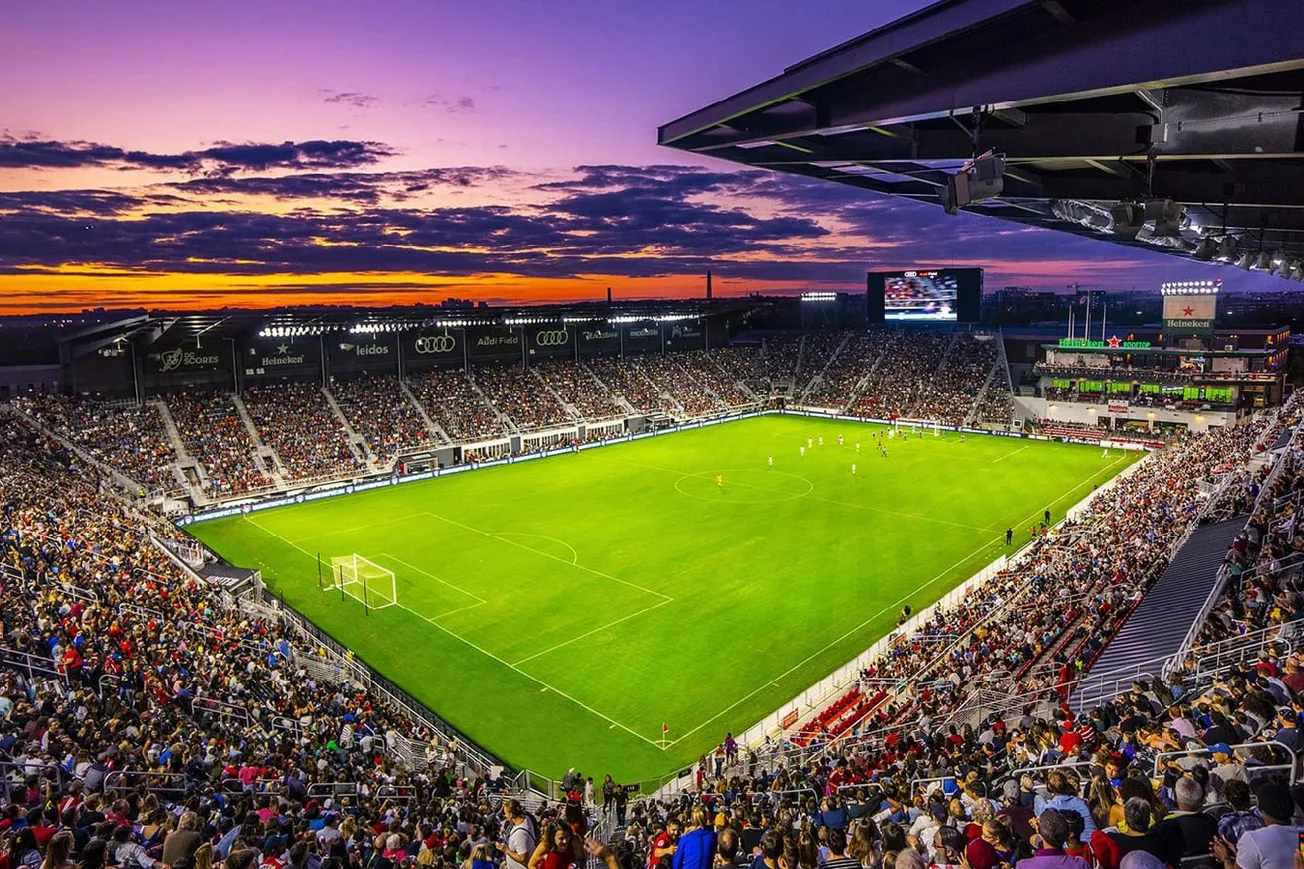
[471,362,573,432]
[406,368,507,444]
[164,391,273,497]
[329,373,446,464]
[533,360,625,421]
[1,377,1300,869]
[4,332,1246,505]
[241,381,364,480]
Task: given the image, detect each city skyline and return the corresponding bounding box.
[1,0,1297,315]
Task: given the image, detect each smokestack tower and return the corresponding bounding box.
[706,271,713,299]
[606,287,612,304]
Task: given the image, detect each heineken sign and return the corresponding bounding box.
[1058,337,1151,349]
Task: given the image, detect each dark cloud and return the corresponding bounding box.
[0,136,397,175]
[2,158,1287,294]
[321,90,380,109]
[422,95,477,113]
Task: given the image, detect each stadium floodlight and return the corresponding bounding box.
[1146,198,1186,238]
[1192,236,1219,261]
[1214,236,1239,263]
[1050,199,1114,233]
[800,292,838,302]
[940,150,1005,215]
[1250,251,1276,273]
[1111,202,1144,239]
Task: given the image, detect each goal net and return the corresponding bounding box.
[327,554,398,611]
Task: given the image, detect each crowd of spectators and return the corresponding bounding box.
[584,357,673,416]
[854,333,953,420]
[242,383,363,481]
[165,393,272,497]
[1,361,1301,869]
[707,347,769,401]
[0,412,564,869]
[913,335,1002,426]
[796,334,848,396]
[407,370,506,443]
[764,338,803,387]
[471,364,572,432]
[624,405,1300,869]
[533,361,624,421]
[330,374,445,466]
[13,397,179,495]
[673,352,755,409]
[804,334,891,410]
[633,356,722,418]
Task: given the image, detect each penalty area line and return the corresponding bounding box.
[378,552,487,605]
[511,598,674,666]
[420,511,672,603]
[394,601,663,749]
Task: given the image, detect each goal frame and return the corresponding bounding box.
[325,554,397,612]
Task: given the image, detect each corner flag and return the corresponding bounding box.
[662,722,669,733]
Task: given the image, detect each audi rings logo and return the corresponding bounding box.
[534,330,570,347]
[414,335,456,354]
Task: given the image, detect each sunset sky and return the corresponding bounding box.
[0,0,1295,314]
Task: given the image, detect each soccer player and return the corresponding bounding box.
[716,474,723,490]
[851,463,857,476]
[855,442,861,454]
[807,437,813,448]
[1005,527,1013,546]
[799,445,806,457]
[818,435,824,447]
[838,434,844,446]
[1101,447,1110,458]
[960,433,966,443]
[767,455,773,468]
[879,445,888,457]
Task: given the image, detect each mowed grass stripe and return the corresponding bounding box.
[190,416,1141,782]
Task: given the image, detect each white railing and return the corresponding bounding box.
[1152,741,1297,784]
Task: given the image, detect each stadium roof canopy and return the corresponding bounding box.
[658,0,1304,271]
[59,297,759,351]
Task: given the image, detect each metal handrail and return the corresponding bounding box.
[1151,740,1298,784]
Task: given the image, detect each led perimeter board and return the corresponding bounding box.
[868,268,983,323]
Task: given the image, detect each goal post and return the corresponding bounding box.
[326,554,398,612]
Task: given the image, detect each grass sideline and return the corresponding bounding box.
[189,416,1141,784]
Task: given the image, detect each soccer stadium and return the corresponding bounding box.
[4,3,1304,869]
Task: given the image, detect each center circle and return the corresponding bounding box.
[673,468,814,503]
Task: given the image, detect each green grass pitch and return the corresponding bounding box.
[188,415,1141,784]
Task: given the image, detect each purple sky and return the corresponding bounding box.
[0,0,1294,312]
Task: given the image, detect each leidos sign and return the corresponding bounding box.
[339,342,390,356]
